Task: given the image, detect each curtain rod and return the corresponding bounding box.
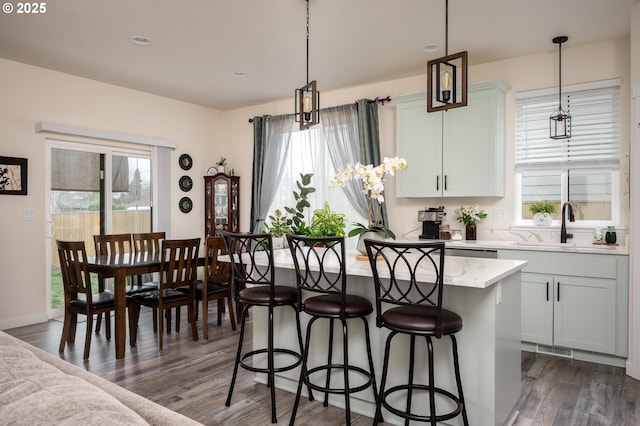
[247,96,392,123]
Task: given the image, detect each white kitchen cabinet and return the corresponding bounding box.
[499,250,628,360]
[395,80,508,197]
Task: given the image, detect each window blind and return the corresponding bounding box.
[515,80,620,169]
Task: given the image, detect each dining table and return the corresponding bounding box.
[84,252,162,359]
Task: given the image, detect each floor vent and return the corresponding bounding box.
[536,344,573,358]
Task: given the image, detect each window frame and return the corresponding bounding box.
[514,79,621,228]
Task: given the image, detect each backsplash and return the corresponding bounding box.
[480,227,627,247]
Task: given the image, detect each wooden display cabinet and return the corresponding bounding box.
[204,173,240,237]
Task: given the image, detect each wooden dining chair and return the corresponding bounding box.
[56,240,116,360]
[92,233,133,335]
[198,235,236,338]
[132,232,172,332]
[127,238,200,351]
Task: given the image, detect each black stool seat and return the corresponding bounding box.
[287,235,378,426]
[382,305,462,334]
[365,239,469,426]
[304,294,373,317]
[239,285,297,305]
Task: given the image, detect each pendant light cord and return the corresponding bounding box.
[558,41,562,109]
[444,0,449,56]
[306,0,310,85]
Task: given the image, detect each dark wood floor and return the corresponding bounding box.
[5,308,640,425]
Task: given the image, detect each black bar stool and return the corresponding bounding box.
[222,232,306,424]
[287,235,378,425]
[364,239,469,426]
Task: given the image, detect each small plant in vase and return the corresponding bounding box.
[264,209,292,248]
[216,157,227,174]
[455,204,487,241]
[528,200,557,226]
[308,202,346,238]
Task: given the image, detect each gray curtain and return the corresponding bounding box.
[250,114,294,233]
[356,99,388,226]
[322,104,368,221]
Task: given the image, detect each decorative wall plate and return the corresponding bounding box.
[207,166,217,175]
[179,175,193,192]
[178,153,193,170]
[179,197,193,213]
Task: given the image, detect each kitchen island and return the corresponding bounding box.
[238,249,527,426]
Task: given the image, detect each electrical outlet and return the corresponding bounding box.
[23,208,36,221]
[494,210,506,223]
[496,282,502,305]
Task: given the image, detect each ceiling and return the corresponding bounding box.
[0,0,636,111]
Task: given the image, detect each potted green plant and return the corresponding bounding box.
[216,157,227,174]
[308,202,346,238]
[263,209,292,248]
[528,200,557,226]
[284,173,316,235]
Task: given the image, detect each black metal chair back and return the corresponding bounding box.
[222,232,276,304]
[364,239,446,336]
[286,234,347,314]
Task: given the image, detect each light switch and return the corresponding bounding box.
[23,208,36,221]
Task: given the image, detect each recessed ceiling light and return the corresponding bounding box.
[423,44,439,52]
[130,36,152,46]
[232,72,248,78]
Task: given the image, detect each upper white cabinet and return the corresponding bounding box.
[395,81,508,197]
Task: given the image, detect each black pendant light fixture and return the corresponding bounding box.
[550,36,571,139]
[427,0,467,113]
[295,0,320,130]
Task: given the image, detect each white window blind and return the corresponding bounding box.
[515,79,620,169]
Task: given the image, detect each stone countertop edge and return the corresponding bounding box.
[266,249,528,290]
[442,239,629,255]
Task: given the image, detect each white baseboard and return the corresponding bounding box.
[0,313,49,331]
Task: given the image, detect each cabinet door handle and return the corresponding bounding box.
[546,281,549,301]
[444,175,448,191]
[436,175,440,191]
[557,282,560,301]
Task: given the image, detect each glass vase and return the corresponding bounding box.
[465,224,477,241]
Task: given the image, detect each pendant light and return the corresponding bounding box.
[427,0,468,113]
[550,36,571,139]
[295,0,320,130]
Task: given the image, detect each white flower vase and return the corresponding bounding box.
[533,212,553,226]
[356,231,385,256]
[272,235,285,249]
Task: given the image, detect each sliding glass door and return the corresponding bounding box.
[46,140,152,313]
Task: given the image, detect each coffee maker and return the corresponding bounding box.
[418,206,446,239]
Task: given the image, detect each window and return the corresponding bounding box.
[267,123,365,233]
[515,79,620,224]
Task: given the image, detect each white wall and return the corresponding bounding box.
[0,37,631,329]
[0,58,224,328]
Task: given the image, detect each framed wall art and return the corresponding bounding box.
[0,156,28,195]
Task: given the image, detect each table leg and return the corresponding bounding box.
[114,269,127,359]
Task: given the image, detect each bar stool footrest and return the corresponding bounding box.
[382,384,464,423]
[240,347,302,374]
[305,363,374,395]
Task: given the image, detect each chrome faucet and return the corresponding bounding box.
[560,202,575,243]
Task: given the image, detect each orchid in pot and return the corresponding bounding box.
[334,156,407,253]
